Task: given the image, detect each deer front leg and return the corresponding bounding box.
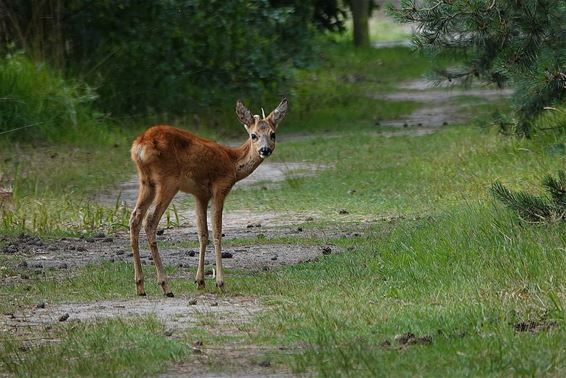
[194,197,209,289]
[212,194,226,288]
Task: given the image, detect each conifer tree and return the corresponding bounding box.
[391,0,566,136]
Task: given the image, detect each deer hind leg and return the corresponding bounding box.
[144,179,179,297]
[194,196,209,289]
[129,180,155,296]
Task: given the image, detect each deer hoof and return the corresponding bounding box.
[165,292,175,298]
[216,280,224,289]
[195,280,205,289]
[137,292,147,297]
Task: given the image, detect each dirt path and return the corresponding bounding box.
[4,227,350,272]
[3,294,294,377]
[6,295,260,333]
[374,79,512,137]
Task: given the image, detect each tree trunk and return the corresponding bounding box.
[351,0,370,48]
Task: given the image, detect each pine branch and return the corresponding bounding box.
[542,171,566,205]
[389,0,566,136]
[490,181,557,222]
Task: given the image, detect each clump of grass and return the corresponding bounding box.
[0,196,130,236]
[164,204,181,228]
[0,317,186,377]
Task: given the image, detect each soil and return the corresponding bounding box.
[5,295,261,333]
[2,294,292,377]
[2,216,357,274]
[2,232,347,273]
[373,79,513,136]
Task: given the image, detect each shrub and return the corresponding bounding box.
[0,53,106,142]
[63,0,315,115]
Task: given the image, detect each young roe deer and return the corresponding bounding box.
[129,98,288,296]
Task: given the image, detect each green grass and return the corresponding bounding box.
[0,141,134,236]
[228,126,566,218]
[284,44,431,135]
[0,262,250,314]
[0,317,186,377]
[0,53,115,144]
[0,42,433,236]
[237,205,566,376]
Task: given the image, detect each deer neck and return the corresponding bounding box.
[229,139,264,182]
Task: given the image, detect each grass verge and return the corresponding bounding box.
[240,205,566,376]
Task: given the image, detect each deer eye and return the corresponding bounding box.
[251,133,258,141]
[271,133,276,141]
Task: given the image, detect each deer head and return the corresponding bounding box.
[236,98,288,158]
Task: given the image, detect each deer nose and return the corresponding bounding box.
[259,147,272,157]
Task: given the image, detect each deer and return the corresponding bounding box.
[129,98,288,296]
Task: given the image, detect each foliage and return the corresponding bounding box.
[70,0,316,115]
[270,0,357,33]
[0,53,107,142]
[1,0,318,116]
[310,0,348,32]
[491,171,566,222]
[390,0,566,136]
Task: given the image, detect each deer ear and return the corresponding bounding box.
[267,97,288,128]
[236,100,254,129]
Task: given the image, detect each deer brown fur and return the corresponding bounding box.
[129,98,287,296]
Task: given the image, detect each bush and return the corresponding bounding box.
[62,0,315,115]
[0,53,107,142]
[0,1,323,119]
